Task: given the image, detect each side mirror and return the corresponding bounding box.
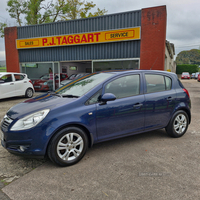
[0,80,5,84]
[101,93,116,102]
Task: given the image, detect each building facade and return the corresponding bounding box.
[4,5,170,89]
[165,40,176,73]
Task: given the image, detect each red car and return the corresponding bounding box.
[197,74,200,82]
[32,73,68,91]
[181,72,190,79]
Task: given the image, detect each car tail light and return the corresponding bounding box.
[183,88,190,98]
[29,80,33,84]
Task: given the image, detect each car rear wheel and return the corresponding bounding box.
[25,88,33,98]
[165,110,189,138]
[47,127,88,167]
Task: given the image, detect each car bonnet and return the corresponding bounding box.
[6,93,77,119]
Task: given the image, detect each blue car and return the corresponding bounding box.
[1,70,191,166]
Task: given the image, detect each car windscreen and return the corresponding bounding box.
[56,73,113,97]
[182,73,189,75]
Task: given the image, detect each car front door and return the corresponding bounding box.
[144,73,176,130]
[0,74,15,99]
[96,74,145,141]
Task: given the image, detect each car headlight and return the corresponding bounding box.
[11,109,50,131]
[44,82,48,85]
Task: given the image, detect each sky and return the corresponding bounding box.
[0,0,200,61]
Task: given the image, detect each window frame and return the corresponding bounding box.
[14,74,25,81]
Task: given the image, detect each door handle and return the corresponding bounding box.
[10,83,14,85]
[24,81,27,83]
[167,97,173,101]
[133,103,143,109]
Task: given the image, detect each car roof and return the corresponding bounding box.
[0,72,25,75]
[101,69,176,76]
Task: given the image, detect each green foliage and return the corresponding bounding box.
[62,0,107,20]
[7,0,27,26]
[5,0,107,27]
[176,49,200,65]
[0,23,7,38]
[0,67,7,72]
[176,64,199,74]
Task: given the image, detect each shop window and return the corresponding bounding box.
[93,59,139,72]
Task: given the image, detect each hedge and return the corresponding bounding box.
[176,64,199,74]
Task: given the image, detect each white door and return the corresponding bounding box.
[0,74,15,99]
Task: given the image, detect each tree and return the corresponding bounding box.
[176,49,200,65]
[7,0,27,26]
[0,23,7,38]
[65,0,105,20]
[5,0,107,26]
[0,0,107,37]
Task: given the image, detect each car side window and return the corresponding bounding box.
[1,74,13,83]
[14,74,24,81]
[165,76,172,90]
[86,89,102,105]
[105,75,140,99]
[145,74,171,93]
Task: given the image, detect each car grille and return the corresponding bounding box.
[1,115,13,129]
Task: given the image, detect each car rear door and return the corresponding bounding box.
[144,73,176,130]
[0,74,15,99]
[96,73,145,141]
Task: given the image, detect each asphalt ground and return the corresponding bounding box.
[0,79,200,200]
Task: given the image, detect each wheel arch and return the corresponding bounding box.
[25,87,34,97]
[176,107,191,124]
[45,123,94,156]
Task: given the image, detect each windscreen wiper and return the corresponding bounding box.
[62,94,79,98]
[47,91,62,97]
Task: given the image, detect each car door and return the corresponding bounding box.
[0,74,15,99]
[13,74,28,96]
[144,73,176,130]
[96,74,145,141]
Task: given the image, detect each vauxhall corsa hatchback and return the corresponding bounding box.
[1,70,191,166]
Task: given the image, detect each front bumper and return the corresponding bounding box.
[1,130,46,157]
[34,85,49,91]
[1,116,53,157]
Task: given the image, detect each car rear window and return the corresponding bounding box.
[145,74,172,93]
[177,79,185,89]
[14,74,25,81]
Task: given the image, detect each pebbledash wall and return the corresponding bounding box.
[4,5,167,73]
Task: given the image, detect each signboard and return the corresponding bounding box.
[16,27,141,49]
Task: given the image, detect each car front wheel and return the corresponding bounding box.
[47,127,88,167]
[25,88,33,98]
[165,110,189,138]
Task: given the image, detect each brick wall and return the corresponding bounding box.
[140,6,167,70]
[4,27,20,72]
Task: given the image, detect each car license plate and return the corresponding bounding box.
[34,86,41,88]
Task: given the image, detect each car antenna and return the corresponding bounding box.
[150,57,158,70]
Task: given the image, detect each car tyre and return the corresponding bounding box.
[47,127,88,167]
[165,110,189,138]
[25,88,33,98]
